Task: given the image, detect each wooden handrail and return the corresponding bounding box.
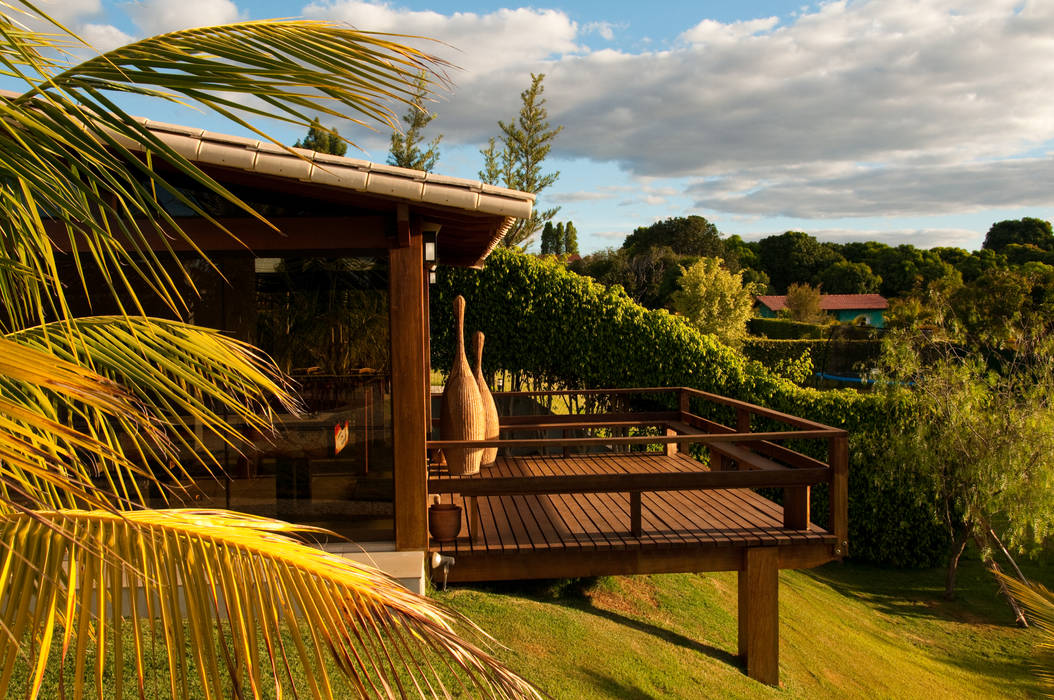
[428,467,829,496]
[679,387,838,432]
[426,428,840,451]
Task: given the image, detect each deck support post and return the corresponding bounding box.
[629,491,642,537]
[663,427,678,456]
[738,547,779,686]
[783,486,810,530]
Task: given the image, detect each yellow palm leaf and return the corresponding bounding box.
[0,509,540,700]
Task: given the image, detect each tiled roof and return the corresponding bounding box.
[756,294,888,311]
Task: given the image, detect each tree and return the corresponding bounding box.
[816,260,882,294]
[294,117,348,156]
[784,282,827,323]
[671,258,760,348]
[880,329,1054,616]
[622,215,724,259]
[485,73,563,249]
[388,71,442,171]
[983,217,1054,253]
[563,221,579,256]
[0,8,537,698]
[756,231,844,293]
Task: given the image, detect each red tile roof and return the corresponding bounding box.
[756,294,888,312]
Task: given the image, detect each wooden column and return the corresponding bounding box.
[738,547,779,685]
[829,434,849,557]
[390,227,428,551]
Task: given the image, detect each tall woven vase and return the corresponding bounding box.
[440,296,485,475]
[473,331,500,467]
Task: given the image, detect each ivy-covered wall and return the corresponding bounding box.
[432,250,947,567]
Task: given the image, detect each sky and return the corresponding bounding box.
[39,0,1054,253]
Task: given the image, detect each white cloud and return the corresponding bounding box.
[79,23,135,51]
[125,0,244,35]
[740,227,982,249]
[692,158,1054,218]
[293,1,1054,220]
[583,21,619,41]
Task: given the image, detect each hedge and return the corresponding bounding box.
[747,317,827,339]
[432,250,947,567]
[743,338,883,376]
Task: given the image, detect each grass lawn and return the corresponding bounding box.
[435,557,1051,699]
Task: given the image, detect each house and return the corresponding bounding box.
[57,117,849,685]
[756,293,888,327]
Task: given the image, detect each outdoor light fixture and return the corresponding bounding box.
[429,269,437,284]
[423,231,437,264]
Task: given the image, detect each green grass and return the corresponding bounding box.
[434,558,1052,699]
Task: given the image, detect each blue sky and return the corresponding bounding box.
[44,1,1054,253]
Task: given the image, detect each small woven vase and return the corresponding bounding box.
[440,296,485,475]
[473,331,500,467]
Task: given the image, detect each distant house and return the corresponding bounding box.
[756,293,889,327]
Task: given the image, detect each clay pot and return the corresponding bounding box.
[440,296,485,475]
[428,503,463,543]
[473,331,500,467]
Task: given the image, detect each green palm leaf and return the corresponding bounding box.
[0,509,540,700]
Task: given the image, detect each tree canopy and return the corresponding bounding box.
[294,117,347,156]
[671,257,759,347]
[481,73,563,249]
[388,71,442,171]
[622,216,724,258]
[983,217,1054,253]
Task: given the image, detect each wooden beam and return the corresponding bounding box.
[428,467,830,496]
[829,435,849,558]
[427,428,841,450]
[739,547,780,685]
[390,226,428,551]
[396,204,411,248]
[47,216,390,254]
[437,542,836,583]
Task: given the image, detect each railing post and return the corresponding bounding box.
[736,407,751,433]
[828,435,849,557]
[664,427,678,456]
[630,491,642,537]
[678,388,690,421]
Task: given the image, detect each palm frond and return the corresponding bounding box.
[1001,574,1054,694]
[0,335,166,511]
[0,509,540,700]
[0,7,447,329]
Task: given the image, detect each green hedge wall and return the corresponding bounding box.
[747,317,826,339]
[432,250,947,567]
[743,339,883,376]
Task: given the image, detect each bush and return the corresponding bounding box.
[748,317,826,339]
[432,250,947,567]
[743,339,883,376]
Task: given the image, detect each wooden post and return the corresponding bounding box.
[664,427,678,456]
[738,547,779,685]
[711,451,725,471]
[782,486,810,530]
[390,227,428,551]
[678,388,690,421]
[829,435,849,557]
[630,491,642,537]
[736,407,751,433]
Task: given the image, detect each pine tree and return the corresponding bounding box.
[294,118,347,156]
[553,222,566,255]
[540,221,556,255]
[484,73,563,250]
[388,72,442,172]
[563,221,579,256]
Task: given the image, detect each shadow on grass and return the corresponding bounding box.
[576,669,656,700]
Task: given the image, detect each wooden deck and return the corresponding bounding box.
[428,451,838,583]
[426,387,848,684]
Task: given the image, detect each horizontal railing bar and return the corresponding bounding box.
[741,440,830,470]
[492,387,674,398]
[428,467,830,496]
[427,429,841,450]
[499,411,678,426]
[680,387,841,433]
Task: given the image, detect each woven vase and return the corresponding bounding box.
[440,296,485,475]
[473,331,500,467]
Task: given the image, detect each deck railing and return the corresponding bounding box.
[427,387,848,556]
